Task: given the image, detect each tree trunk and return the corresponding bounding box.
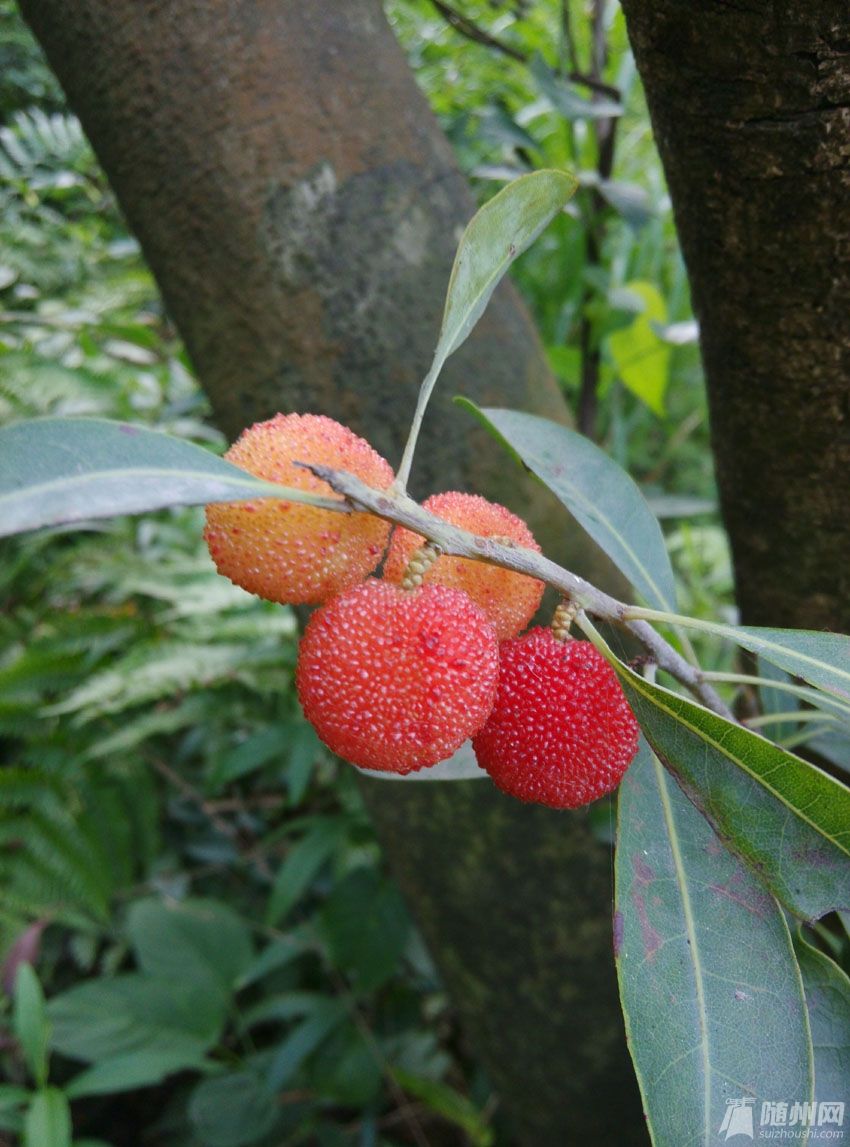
[620,0,850,632]
[19,0,644,1141]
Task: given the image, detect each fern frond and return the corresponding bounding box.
[0,108,90,186]
[0,766,63,807]
[46,641,291,722]
[6,805,111,922]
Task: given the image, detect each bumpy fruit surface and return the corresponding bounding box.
[473,628,639,808]
[383,491,544,640]
[204,413,393,605]
[296,580,499,774]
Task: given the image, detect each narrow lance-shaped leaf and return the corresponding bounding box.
[758,659,804,746]
[265,820,342,926]
[392,1069,494,1147]
[722,624,850,706]
[23,1088,72,1147]
[66,1048,215,1100]
[607,281,670,416]
[792,931,850,1112]
[631,611,850,706]
[616,741,812,1146]
[435,170,577,367]
[583,621,850,921]
[530,54,623,121]
[13,964,50,1088]
[189,1068,280,1147]
[0,417,335,538]
[398,171,577,484]
[749,674,850,728]
[462,403,677,611]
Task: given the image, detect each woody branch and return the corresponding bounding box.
[298,462,734,721]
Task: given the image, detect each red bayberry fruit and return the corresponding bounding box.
[473,628,639,808]
[204,413,394,605]
[383,491,544,640]
[296,580,499,774]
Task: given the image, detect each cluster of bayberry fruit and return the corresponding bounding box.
[204,413,639,809]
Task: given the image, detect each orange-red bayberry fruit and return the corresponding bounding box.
[296,580,499,774]
[204,413,394,605]
[383,491,544,641]
[473,628,640,809]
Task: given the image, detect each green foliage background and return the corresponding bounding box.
[0,3,792,1145]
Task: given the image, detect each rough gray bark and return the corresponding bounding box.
[620,0,850,632]
[18,1,644,1141]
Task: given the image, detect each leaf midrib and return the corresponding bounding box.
[543,463,671,611]
[652,753,712,1143]
[635,612,850,701]
[624,672,850,856]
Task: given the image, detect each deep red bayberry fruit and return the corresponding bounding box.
[204,413,394,605]
[383,491,544,640]
[473,628,639,808]
[296,580,499,774]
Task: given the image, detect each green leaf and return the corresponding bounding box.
[265,820,343,927]
[616,742,813,1146]
[545,344,581,387]
[0,1084,30,1112]
[0,416,330,538]
[597,180,654,228]
[400,172,576,483]
[809,728,850,774]
[461,404,676,610]
[127,898,253,1006]
[319,867,411,992]
[265,999,347,1091]
[476,106,539,154]
[392,1069,494,1147]
[758,657,802,744]
[734,668,850,731]
[608,281,670,416]
[240,989,336,1031]
[793,932,850,1108]
[284,720,322,802]
[435,170,577,368]
[728,626,850,705]
[603,648,850,920]
[189,1067,279,1147]
[13,963,50,1087]
[211,725,293,788]
[66,1049,213,1099]
[0,1111,24,1136]
[530,55,623,120]
[310,1022,382,1106]
[23,1088,72,1147]
[236,936,308,991]
[47,974,223,1062]
[634,613,850,704]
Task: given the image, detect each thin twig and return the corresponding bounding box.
[325,964,433,1147]
[298,462,734,721]
[150,757,275,878]
[150,757,238,840]
[426,0,620,98]
[203,793,288,813]
[427,0,526,62]
[577,0,620,438]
